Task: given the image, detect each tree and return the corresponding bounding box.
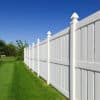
[0,40,6,56]
[5,43,17,56]
[16,40,28,60]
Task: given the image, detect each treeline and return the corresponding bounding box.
[0,40,28,60]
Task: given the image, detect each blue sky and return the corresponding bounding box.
[0,0,100,44]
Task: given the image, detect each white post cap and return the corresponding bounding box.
[29,45,31,48]
[32,42,35,46]
[37,38,40,43]
[71,12,79,20]
[47,31,52,38]
[71,12,79,24]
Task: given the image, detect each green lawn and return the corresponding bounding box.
[0,57,67,100]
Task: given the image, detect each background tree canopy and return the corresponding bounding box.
[0,40,6,55]
[0,39,28,60]
[16,40,28,60]
[5,43,17,56]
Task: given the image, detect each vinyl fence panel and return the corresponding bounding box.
[24,11,100,100]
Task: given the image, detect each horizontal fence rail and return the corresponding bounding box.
[24,10,100,100]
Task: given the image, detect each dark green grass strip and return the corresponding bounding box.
[0,58,15,100]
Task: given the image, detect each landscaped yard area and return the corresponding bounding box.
[0,57,67,100]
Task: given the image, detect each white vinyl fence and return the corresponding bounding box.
[24,11,100,100]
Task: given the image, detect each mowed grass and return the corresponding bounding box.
[0,57,67,100]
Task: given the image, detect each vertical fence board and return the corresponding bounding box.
[88,71,94,100]
[76,29,81,65]
[95,21,100,63]
[76,68,81,100]
[95,72,100,100]
[87,24,95,62]
[81,27,88,63]
[82,70,87,100]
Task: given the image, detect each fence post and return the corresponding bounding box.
[31,45,32,68]
[29,45,31,68]
[32,43,35,72]
[70,12,79,100]
[27,47,28,66]
[37,38,40,77]
[27,47,29,66]
[28,46,29,67]
[47,31,52,85]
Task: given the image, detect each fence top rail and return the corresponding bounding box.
[39,39,47,46]
[32,44,37,48]
[50,27,70,41]
[77,10,100,29]
[32,27,69,46]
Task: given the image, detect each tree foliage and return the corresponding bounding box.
[5,43,17,56]
[0,40,6,55]
[16,40,28,60]
[0,39,28,60]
